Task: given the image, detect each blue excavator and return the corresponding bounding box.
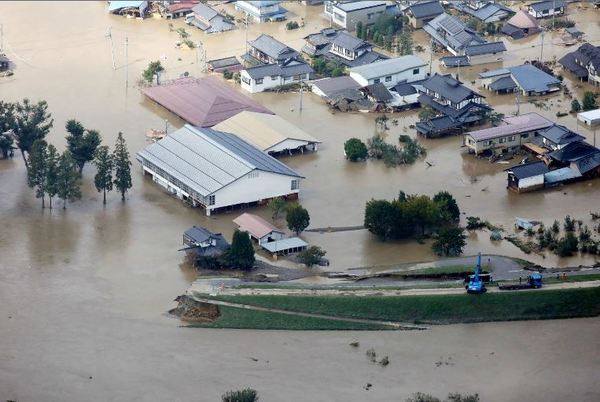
[466,253,487,294]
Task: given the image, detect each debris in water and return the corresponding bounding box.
[379,356,389,366]
[364,383,372,390]
[366,348,377,362]
[349,341,360,348]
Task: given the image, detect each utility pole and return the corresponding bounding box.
[552,0,556,30]
[539,30,545,62]
[516,90,521,116]
[429,37,433,75]
[125,36,129,89]
[299,78,303,113]
[106,26,116,70]
[457,59,461,81]
[244,14,249,56]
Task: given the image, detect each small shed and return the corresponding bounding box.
[262,237,308,256]
[578,109,600,127]
[505,161,549,193]
[207,57,243,73]
[233,213,285,245]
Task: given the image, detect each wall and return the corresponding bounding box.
[350,65,426,88]
[212,170,301,213]
[331,3,386,31]
[241,70,309,93]
[469,52,505,66]
[267,138,314,154]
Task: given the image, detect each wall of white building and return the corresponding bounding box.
[350,65,427,88]
[241,70,309,93]
[266,139,315,154]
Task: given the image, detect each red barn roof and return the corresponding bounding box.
[142,77,273,127]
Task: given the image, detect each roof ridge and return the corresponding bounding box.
[188,125,257,171]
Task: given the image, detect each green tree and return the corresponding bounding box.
[65,119,102,174]
[406,393,440,402]
[27,139,49,208]
[432,226,467,257]
[364,199,395,240]
[582,91,597,111]
[556,232,578,257]
[223,230,255,271]
[286,204,310,235]
[0,101,16,158]
[355,21,363,38]
[344,138,368,161]
[142,60,165,83]
[298,245,326,267]
[46,144,60,209]
[222,388,259,402]
[113,132,132,202]
[11,98,53,169]
[433,191,460,222]
[571,99,581,113]
[0,132,14,159]
[93,145,113,204]
[398,27,413,55]
[406,195,439,236]
[56,151,81,209]
[268,197,287,221]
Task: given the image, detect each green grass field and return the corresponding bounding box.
[191,306,389,330]
[394,264,484,277]
[212,287,600,325]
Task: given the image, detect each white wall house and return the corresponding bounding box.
[349,56,428,88]
[235,0,287,22]
[136,125,303,215]
[324,1,388,31]
[240,60,313,93]
[527,0,565,18]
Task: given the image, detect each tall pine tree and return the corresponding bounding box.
[94,145,113,204]
[46,144,60,209]
[56,151,81,209]
[113,132,132,202]
[27,139,49,208]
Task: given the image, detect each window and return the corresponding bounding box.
[374,78,380,84]
[284,76,291,82]
[367,12,374,20]
[271,75,278,80]
[499,138,506,143]
[291,179,299,190]
[255,78,263,85]
[241,76,250,85]
[385,76,392,82]
[293,74,303,81]
[521,133,529,139]
[413,68,419,75]
[508,136,515,142]
[208,195,215,206]
[487,140,494,146]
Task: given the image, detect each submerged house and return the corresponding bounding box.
[452,1,513,23]
[185,3,235,33]
[108,1,148,17]
[506,161,549,192]
[302,29,386,68]
[537,124,585,152]
[233,213,285,245]
[324,1,390,32]
[213,111,321,154]
[527,0,566,19]
[136,125,303,215]
[558,43,600,86]
[163,2,198,19]
[0,54,10,71]
[479,64,561,96]
[235,0,287,22]
[501,10,541,39]
[405,0,445,29]
[240,58,314,93]
[424,13,486,56]
[464,112,553,156]
[349,55,428,88]
[181,226,229,258]
[415,73,490,138]
[245,34,299,66]
[440,41,507,67]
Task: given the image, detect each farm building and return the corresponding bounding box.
[136,125,303,215]
[578,109,600,127]
[141,77,273,127]
[233,213,285,245]
[501,10,541,39]
[213,111,321,155]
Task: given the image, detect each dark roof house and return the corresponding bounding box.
[406,1,445,29]
[182,226,229,257]
[559,43,600,84]
[538,124,585,150]
[453,1,514,23]
[528,0,566,18]
[424,13,486,56]
[302,29,386,68]
[246,34,299,65]
[186,3,234,33]
[501,10,541,39]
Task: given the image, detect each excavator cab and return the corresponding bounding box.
[466,253,487,294]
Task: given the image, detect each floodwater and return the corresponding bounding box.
[1,2,600,400]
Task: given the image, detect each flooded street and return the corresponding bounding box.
[1,2,600,400]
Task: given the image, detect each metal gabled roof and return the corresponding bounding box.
[136,125,301,197]
[349,55,427,80]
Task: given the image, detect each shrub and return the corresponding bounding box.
[571,99,581,113]
[298,246,326,267]
[222,230,255,271]
[556,232,578,257]
[222,388,258,402]
[432,226,467,257]
[223,69,234,80]
[285,21,299,30]
[344,138,368,161]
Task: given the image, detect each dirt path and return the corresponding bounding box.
[192,297,427,330]
[193,280,600,298]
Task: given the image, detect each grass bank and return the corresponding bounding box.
[191,306,389,330]
[211,288,600,325]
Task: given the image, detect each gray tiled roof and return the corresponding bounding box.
[249,34,298,60]
[508,64,560,93]
[244,59,313,79]
[529,0,565,12]
[539,125,585,145]
[488,76,516,92]
[136,125,301,197]
[409,0,444,19]
[331,31,369,52]
[421,73,482,104]
[465,41,506,56]
[192,3,218,20]
[508,161,549,179]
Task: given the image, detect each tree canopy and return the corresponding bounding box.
[582,92,597,111]
[142,61,165,83]
[298,246,326,267]
[11,98,54,168]
[344,138,368,162]
[27,139,49,208]
[113,132,132,201]
[56,151,82,209]
[286,204,310,235]
[432,226,467,257]
[65,119,102,174]
[223,230,255,271]
[94,145,114,204]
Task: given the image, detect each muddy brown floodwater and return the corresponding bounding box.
[1,2,600,401]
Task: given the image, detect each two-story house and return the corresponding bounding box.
[185,3,235,34]
[235,0,287,22]
[527,0,566,18]
[324,1,390,31]
[424,13,486,56]
[452,0,514,23]
[415,73,491,137]
[349,55,428,87]
[245,34,299,66]
[182,226,229,258]
[302,29,386,68]
[559,43,600,86]
[405,0,444,29]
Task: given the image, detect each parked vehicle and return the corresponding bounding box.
[498,273,543,290]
